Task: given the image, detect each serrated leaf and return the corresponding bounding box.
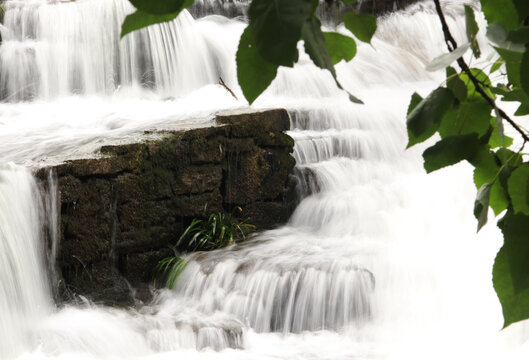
[343,11,377,43]
[426,43,470,72]
[323,32,357,64]
[249,0,314,67]
[481,0,519,31]
[407,88,454,148]
[494,211,529,328]
[236,26,279,104]
[438,98,491,138]
[422,133,480,173]
[474,183,492,231]
[121,10,180,38]
[508,164,529,215]
[465,5,481,58]
[129,0,193,15]
[446,67,467,101]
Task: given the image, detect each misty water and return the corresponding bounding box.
[1,0,529,359]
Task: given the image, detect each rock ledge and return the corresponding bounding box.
[37,109,297,305]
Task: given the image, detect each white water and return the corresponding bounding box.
[1,0,529,359]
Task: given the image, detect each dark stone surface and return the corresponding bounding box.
[36,109,296,306]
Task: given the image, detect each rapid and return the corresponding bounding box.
[0,0,528,359]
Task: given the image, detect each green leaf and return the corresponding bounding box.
[406,88,454,148]
[470,147,500,188]
[481,0,519,31]
[343,11,377,43]
[121,10,180,38]
[490,58,505,73]
[515,103,529,116]
[302,19,362,104]
[474,183,492,231]
[249,0,314,66]
[508,164,529,215]
[494,211,529,328]
[303,17,336,76]
[129,0,193,15]
[422,133,480,173]
[488,24,525,52]
[407,92,423,115]
[497,148,523,168]
[459,68,494,100]
[464,5,481,58]
[513,0,529,22]
[489,118,514,148]
[438,99,491,138]
[495,48,523,87]
[323,32,357,64]
[490,179,510,215]
[236,26,279,104]
[426,43,470,72]
[446,67,467,101]
[507,27,529,43]
[521,50,529,98]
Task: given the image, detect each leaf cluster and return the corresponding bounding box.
[407,0,529,329]
[121,0,376,104]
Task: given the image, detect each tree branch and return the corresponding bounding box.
[433,0,529,143]
[219,77,238,101]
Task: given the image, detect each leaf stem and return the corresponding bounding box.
[432,0,529,143]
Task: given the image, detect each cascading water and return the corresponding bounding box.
[1,0,529,359]
[0,164,51,359]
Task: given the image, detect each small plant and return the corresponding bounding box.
[157,207,255,288]
[176,207,255,252]
[156,256,188,289]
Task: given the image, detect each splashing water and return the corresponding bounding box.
[1,0,529,359]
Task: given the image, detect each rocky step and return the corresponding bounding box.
[36,109,297,306]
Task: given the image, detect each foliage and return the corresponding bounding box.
[176,207,255,251]
[406,0,529,328]
[157,208,255,288]
[120,0,374,104]
[156,256,188,289]
[122,0,529,329]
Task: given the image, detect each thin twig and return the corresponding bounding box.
[219,77,238,101]
[433,0,529,143]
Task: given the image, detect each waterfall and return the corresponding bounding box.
[0,164,51,359]
[1,0,529,359]
[0,0,220,101]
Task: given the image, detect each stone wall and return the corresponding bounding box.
[37,109,297,305]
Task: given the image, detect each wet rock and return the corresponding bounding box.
[37,109,296,305]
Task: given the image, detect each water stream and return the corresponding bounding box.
[1,0,529,359]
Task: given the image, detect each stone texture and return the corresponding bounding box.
[36,109,297,305]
